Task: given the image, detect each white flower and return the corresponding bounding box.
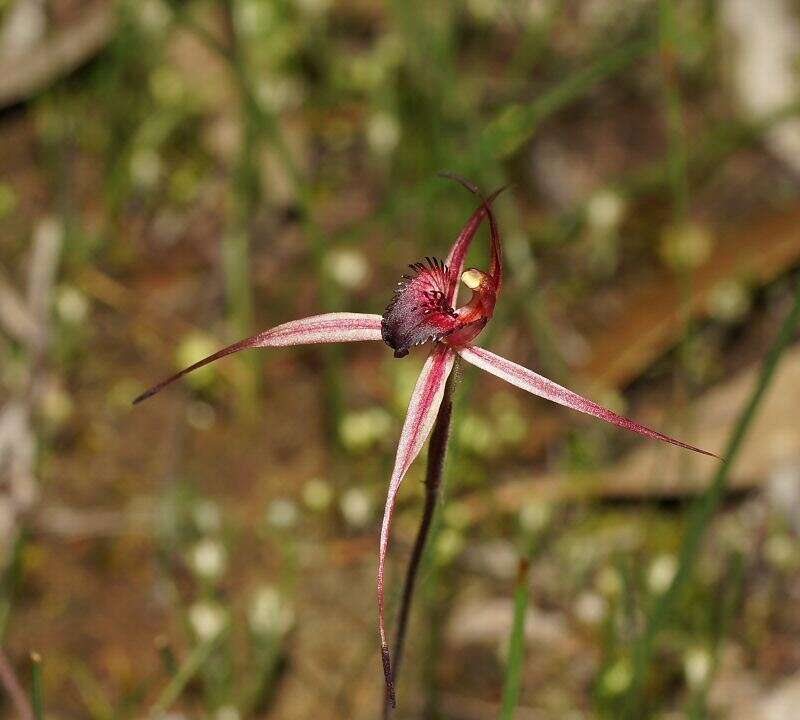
[135,0,171,33]
[596,566,623,598]
[56,286,89,324]
[601,659,632,695]
[193,499,222,533]
[256,78,305,113]
[189,601,226,641]
[648,554,678,594]
[367,113,401,156]
[707,279,751,322]
[574,592,607,625]
[215,706,240,720]
[339,487,372,528]
[339,408,392,451]
[266,499,299,529]
[248,585,295,636]
[660,222,713,270]
[129,148,162,189]
[519,500,551,534]
[684,647,711,689]
[237,0,274,31]
[186,401,216,431]
[324,248,369,290]
[40,380,72,427]
[436,527,465,565]
[189,539,227,581]
[765,533,797,569]
[302,478,333,512]
[586,190,626,234]
[176,334,219,389]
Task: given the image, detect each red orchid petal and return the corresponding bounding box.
[444,186,506,305]
[133,313,383,404]
[378,343,456,706]
[381,258,460,358]
[457,345,719,458]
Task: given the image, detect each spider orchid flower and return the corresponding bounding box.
[134,177,717,707]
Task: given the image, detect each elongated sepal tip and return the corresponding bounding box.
[132,387,158,405]
[381,643,396,709]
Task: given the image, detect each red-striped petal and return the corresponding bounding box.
[457,345,719,458]
[377,344,456,705]
[133,313,383,404]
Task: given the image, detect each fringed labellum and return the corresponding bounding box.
[380,259,498,358]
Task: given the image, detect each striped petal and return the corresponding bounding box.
[133,313,383,404]
[378,343,456,706]
[457,345,719,458]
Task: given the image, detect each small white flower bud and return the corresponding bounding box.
[189,539,227,581]
[339,487,373,528]
[648,554,677,594]
[189,601,226,641]
[248,585,295,636]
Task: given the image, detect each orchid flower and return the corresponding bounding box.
[134,176,717,707]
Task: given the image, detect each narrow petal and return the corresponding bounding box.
[458,345,719,458]
[486,191,503,290]
[445,186,506,305]
[378,344,456,706]
[133,313,383,404]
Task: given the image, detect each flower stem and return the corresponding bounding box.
[219,1,260,410]
[382,372,455,718]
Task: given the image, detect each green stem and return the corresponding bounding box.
[659,0,689,220]
[150,637,220,717]
[30,653,43,720]
[220,1,260,408]
[624,274,800,717]
[499,556,533,720]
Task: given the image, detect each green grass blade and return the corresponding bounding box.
[482,37,652,159]
[499,557,532,720]
[150,638,219,717]
[30,653,43,720]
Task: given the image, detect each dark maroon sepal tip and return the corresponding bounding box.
[132,388,157,405]
[381,643,396,708]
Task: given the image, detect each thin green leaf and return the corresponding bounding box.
[499,557,532,720]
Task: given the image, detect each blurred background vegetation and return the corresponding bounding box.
[2,0,800,718]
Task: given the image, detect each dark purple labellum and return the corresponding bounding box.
[381,258,460,358]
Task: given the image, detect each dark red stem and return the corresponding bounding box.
[382,371,455,717]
